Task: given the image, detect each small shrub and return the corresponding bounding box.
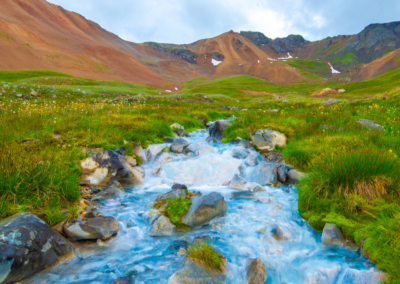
[187,242,224,272]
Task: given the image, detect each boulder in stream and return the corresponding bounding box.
[153,184,188,207]
[248,162,278,185]
[182,192,227,229]
[232,147,250,159]
[150,215,176,237]
[208,121,230,142]
[168,259,226,284]
[92,180,125,201]
[170,138,189,153]
[246,258,267,284]
[64,216,119,241]
[229,174,263,192]
[321,223,346,246]
[0,213,74,284]
[250,129,287,151]
[287,169,307,183]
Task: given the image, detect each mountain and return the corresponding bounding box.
[0,0,399,87]
[241,21,400,72]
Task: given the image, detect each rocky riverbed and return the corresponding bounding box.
[1,121,384,284]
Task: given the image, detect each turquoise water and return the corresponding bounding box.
[25,129,381,284]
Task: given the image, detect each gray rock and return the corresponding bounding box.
[208,121,230,142]
[92,180,125,201]
[168,260,226,284]
[164,137,175,143]
[229,174,263,191]
[182,192,227,229]
[276,164,294,183]
[150,215,176,237]
[115,147,126,156]
[246,258,267,284]
[250,129,287,151]
[79,150,144,187]
[248,162,279,185]
[231,191,255,198]
[357,119,383,131]
[64,216,119,241]
[321,98,338,106]
[232,147,250,159]
[0,213,74,284]
[263,152,285,163]
[153,185,188,207]
[245,152,262,167]
[287,169,306,183]
[321,223,346,246]
[171,138,189,153]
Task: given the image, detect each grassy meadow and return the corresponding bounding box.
[1,69,400,282]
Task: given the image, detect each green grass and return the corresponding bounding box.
[334,53,357,64]
[1,69,400,281]
[187,242,225,272]
[165,197,192,231]
[0,70,72,82]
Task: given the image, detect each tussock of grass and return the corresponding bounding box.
[187,242,224,272]
[310,152,399,200]
[165,197,192,231]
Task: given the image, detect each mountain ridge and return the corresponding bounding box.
[0,0,399,87]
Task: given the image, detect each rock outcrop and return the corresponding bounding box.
[92,180,125,201]
[182,192,227,229]
[250,129,287,151]
[0,213,74,284]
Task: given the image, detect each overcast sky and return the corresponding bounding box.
[47,0,400,44]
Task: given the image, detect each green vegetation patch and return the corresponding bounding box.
[187,242,225,272]
[165,197,192,231]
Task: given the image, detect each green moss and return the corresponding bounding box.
[187,242,224,272]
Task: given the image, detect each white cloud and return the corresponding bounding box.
[47,0,400,44]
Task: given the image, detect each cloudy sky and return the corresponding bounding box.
[47,0,400,44]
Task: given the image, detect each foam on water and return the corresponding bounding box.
[24,128,381,284]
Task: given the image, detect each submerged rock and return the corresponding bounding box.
[168,259,226,284]
[64,216,119,241]
[250,129,287,151]
[229,174,263,191]
[231,191,255,199]
[232,147,250,159]
[171,138,189,153]
[182,192,227,229]
[186,143,214,154]
[271,225,292,241]
[79,149,144,187]
[0,213,74,284]
[248,162,278,185]
[321,223,346,246]
[245,152,263,167]
[246,258,267,284]
[150,215,176,237]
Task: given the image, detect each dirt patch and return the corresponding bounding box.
[311,88,340,97]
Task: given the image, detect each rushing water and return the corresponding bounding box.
[25,128,381,284]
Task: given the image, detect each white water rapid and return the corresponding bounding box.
[25,127,381,284]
